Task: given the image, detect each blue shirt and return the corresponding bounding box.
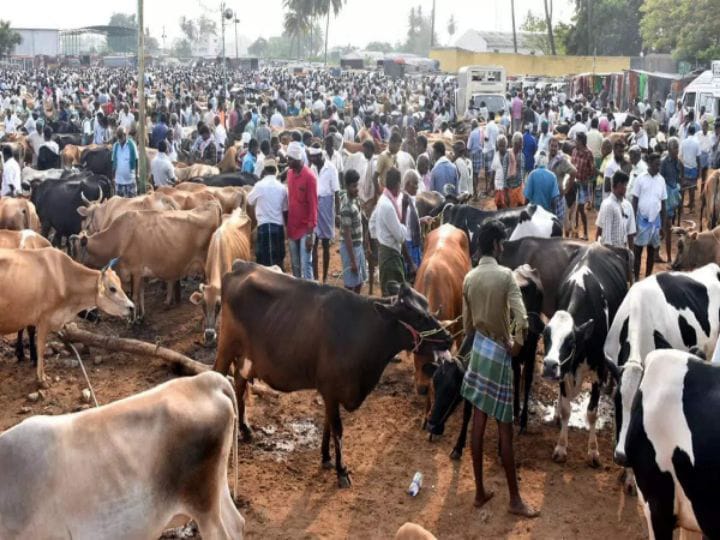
[150,122,168,149]
[430,158,459,193]
[242,152,257,174]
[660,155,681,189]
[523,132,537,172]
[467,128,482,153]
[523,166,560,212]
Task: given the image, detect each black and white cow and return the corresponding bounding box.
[626,349,720,540]
[604,263,720,493]
[542,244,629,466]
[423,265,545,457]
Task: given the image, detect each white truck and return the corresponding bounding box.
[682,60,720,119]
[455,65,507,119]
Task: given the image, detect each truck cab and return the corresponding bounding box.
[682,61,720,119]
[456,65,507,119]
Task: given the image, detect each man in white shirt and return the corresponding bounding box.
[627,145,648,194]
[247,158,288,268]
[150,141,176,188]
[586,118,604,160]
[24,112,37,135]
[631,153,667,279]
[213,116,227,158]
[343,121,355,142]
[483,112,499,193]
[596,170,635,249]
[631,120,648,152]
[1,146,21,196]
[269,108,285,129]
[369,167,409,296]
[568,114,588,140]
[680,124,701,212]
[3,109,19,134]
[118,105,135,133]
[309,145,340,283]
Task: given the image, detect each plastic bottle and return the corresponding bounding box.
[407,472,423,496]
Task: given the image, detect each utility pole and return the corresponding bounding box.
[511,0,518,54]
[136,0,147,194]
[234,17,239,59]
[430,0,436,48]
[161,26,167,53]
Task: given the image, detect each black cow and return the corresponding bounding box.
[443,204,562,262]
[199,172,259,187]
[214,262,453,487]
[625,349,720,539]
[48,121,80,135]
[54,133,82,149]
[542,244,628,467]
[423,265,545,459]
[31,173,113,246]
[80,147,112,179]
[37,147,61,171]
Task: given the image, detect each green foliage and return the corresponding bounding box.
[402,5,438,56]
[520,10,566,55]
[248,37,269,58]
[107,12,138,53]
[366,41,395,53]
[171,38,192,58]
[563,0,643,56]
[0,20,21,58]
[641,0,720,63]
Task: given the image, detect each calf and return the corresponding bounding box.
[604,263,720,493]
[423,265,545,457]
[0,198,40,232]
[543,244,629,466]
[191,209,252,345]
[214,262,452,487]
[671,221,720,271]
[76,192,179,234]
[625,350,720,540]
[0,372,245,539]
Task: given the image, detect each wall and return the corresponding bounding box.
[13,29,60,57]
[430,47,631,76]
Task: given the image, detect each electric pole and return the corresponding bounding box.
[511,0,518,54]
[430,0,436,48]
[137,0,147,194]
[161,26,167,52]
[234,17,239,59]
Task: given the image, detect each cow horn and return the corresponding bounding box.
[80,190,91,205]
[94,190,103,204]
[102,257,120,272]
[682,219,697,232]
[671,226,688,236]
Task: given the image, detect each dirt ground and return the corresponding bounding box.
[0,193,701,539]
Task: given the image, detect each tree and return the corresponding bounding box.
[107,12,138,53]
[641,0,720,63]
[520,10,566,55]
[402,5,437,56]
[366,41,395,53]
[248,37,269,58]
[145,28,159,53]
[543,0,557,55]
[197,14,217,37]
[317,0,345,65]
[283,7,310,58]
[179,16,198,42]
[447,15,457,40]
[563,0,643,56]
[171,38,192,58]
[0,20,21,58]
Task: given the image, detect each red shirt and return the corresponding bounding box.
[287,165,318,240]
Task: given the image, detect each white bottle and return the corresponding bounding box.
[407,472,423,496]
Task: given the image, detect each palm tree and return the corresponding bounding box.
[284,0,317,58]
[317,0,345,65]
[284,8,309,58]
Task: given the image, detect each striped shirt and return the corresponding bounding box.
[339,194,363,245]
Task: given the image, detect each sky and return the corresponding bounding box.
[5,0,575,52]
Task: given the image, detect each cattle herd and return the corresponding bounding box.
[0,66,720,540]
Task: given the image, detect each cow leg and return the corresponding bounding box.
[174,280,182,304]
[321,415,332,469]
[325,399,350,488]
[552,383,571,463]
[131,274,145,321]
[586,381,601,468]
[28,326,37,366]
[34,322,49,388]
[450,399,473,460]
[234,374,252,442]
[219,485,245,539]
[15,328,24,363]
[520,354,534,434]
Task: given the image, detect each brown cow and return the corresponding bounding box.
[191,209,252,344]
[175,183,247,214]
[0,248,134,385]
[218,145,239,173]
[175,164,220,182]
[671,220,720,270]
[413,224,471,395]
[0,198,41,231]
[69,202,222,318]
[700,169,720,231]
[0,372,245,538]
[156,186,218,210]
[77,192,180,234]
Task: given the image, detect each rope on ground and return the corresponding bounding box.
[66,342,99,408]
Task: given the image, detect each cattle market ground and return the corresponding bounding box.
[0,197,698,539]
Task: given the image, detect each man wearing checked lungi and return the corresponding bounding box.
[460,220,540,518]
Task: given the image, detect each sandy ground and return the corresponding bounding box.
[0,192,700,539]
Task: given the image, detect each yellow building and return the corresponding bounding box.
[430,47,631,77]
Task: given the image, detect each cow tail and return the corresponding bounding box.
[220,375,240,502]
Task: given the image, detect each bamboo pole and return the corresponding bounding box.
[136,0,148,194]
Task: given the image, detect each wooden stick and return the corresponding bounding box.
[58,323,209,376]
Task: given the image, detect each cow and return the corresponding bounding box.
[442,203,562,262]
[69,202,222,319]
[76,192,180,235]
[0,371,245,539]
[175,163,220,182]
[21,167,67,187]
[415,191,445,219]
[0,198,41,232]
[175,182,248,214]
[200,172,259,188]
[423,265,545,458]
[604,263,720,493]
[214,262,453,487]
[671,221,720,271]
[508,205,561,241]
[80,146,112,179]
[412,224,471,396]
[700,169,720,231]
[155,186,218,211]
[190,209,252,345]
[542,244,629,467]
[624,350,720,540]
[0,248,134,385]
[31,173,114,246]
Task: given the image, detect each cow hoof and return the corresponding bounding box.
[321,459,334,470]
[552,447,567,463]
[450,448,462,461]
[337,473,352,488]
[518,424,527,435]
[38,379,50,390]
[587,452,601,468]
[240,424,253,443]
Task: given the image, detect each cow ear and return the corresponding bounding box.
[77,206,89,217]
[386,280,402,296]
[373,301,396,320]
[421,361,438,378]
[81,236,88,247]
[518,210,531,223]
[690,231,699,240]
[189,291,203,305]
[575,318,594,341]
[528,312,545,335]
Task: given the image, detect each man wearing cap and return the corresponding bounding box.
[247,157,288,269]
[309,144,340,283]
[286,141,317,280]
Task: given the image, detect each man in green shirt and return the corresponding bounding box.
[460,220,539,518]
